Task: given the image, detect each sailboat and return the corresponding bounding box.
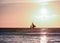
[30,22,36,29]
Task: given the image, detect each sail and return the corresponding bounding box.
[30,23,36,28]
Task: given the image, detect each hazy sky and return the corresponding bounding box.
[0,0,60,28]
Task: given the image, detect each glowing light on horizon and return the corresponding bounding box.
[30,3,57,28]
[34,6,56,21]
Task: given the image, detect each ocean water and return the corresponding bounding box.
[0,28,60,43]
[0,34,60,43]
[0,35,40,43]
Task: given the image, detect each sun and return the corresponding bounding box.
[35,6,54,21]
[30,0,56,27]
[32,5,56,24]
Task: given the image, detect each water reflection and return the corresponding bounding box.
[0,28,60,43]
[40,28,48,43]
[40,35,48,43]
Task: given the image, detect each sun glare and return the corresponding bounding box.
[30,0,57,27]
[35,6,56,21]
[40,7,48,15]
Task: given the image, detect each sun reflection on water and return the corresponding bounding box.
[40,35,48,43]
[40,29,48,43]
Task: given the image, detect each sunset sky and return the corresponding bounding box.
[0,0,60,28]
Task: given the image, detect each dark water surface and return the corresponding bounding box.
[0,28,60,43]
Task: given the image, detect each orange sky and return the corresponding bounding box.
[0,0,60,28]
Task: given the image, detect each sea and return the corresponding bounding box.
[0,28,60,43]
